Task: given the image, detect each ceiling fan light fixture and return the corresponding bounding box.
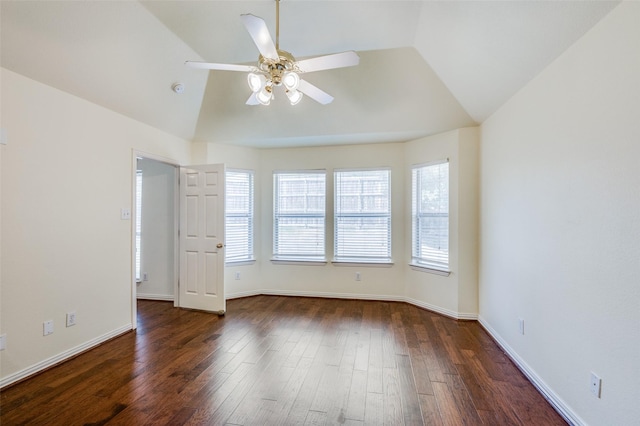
[247,72,266,93]
[286,89,303,105]
[282,71,300,90]
[256,85,273,105]
[186,0,359,106]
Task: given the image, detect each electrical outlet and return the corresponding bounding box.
[518,318,525,335]
[43,320,54,336]
[0,334,6,351]
[120,208,131,220]
[355,272,361,281]
[235,272,241,280]
[66,311,77,327]
[590,372,602,398]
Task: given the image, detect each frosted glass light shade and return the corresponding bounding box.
[247,73,266,92]
[286,89,303,105]
[256,87,272,105]
[282,72,300,90]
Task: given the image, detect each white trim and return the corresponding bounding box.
[409,263,451,276]
[270,259,328,266]
[404,296,477,320]
[224,290,478,321]
[225,259,256,267]
[0,324,132,389]
[136,293,174,301]
[478,316,584,426]
[255,288,404,302]
[332,260,394,267]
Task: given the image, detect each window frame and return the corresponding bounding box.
[333,168,393,265]
[225,168,255,265]
[272,170,327,263]
[411,160,451,275]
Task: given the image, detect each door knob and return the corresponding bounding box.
[216,243,224,248]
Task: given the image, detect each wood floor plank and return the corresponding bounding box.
[345,369,367,421]
[0,297,567,426]
[364,391,384,426]
[396,353,424,424]
[418,393,445,426]
[382,366,404,424]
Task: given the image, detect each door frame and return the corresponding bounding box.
[130,150,181,330]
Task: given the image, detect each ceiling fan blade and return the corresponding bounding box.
[240,14,279,61]
[298,79,334,105]
[246,93,260,106]
[296,51,360,73]
[185,61,255,72]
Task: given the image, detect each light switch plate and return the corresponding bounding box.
[43,320,54,336]
[120,208,131,220]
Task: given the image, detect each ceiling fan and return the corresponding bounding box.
[185,0,359,106]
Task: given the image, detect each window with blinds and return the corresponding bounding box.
[225,169,254,263]
[412,161,449,271]
[334,169,391,263]
[273,171,326,261]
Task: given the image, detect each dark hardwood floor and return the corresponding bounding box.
[1,296,566,425]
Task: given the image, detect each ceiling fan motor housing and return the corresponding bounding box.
[259,50,297,86]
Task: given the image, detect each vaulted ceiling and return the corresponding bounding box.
[1,1,619,148]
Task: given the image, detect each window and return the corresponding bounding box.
[334,169,391,263]
[412,161,449,271]
[225,169,255,263]
[273,171,326,261]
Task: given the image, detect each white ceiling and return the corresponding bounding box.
[1,1,619,148]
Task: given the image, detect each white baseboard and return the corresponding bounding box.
[226,289,478,320]
[404,296,478,320]
[0,324,132,389]
[477,316,583,426]
[136,293,174,301]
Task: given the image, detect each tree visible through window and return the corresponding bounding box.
[225,170,254,263]
[334,169,391,262]
[412,161,449,270]
[273,171,326,261]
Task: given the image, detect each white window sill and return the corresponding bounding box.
[409,263,451,276]
[332,260,394,268]
[271,258,327,266]
[225,259,256,267]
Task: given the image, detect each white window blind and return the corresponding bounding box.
[273,171,326,261]
[412,161,449,270]
[334,169,391,262]
[225,169,254,263]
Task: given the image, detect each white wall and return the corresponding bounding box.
[404,128,479,319]
[0,68,191,386]
[257,143,407,299]
[479,2,640,425]
[200,135,479,319]
[135,158,176,300]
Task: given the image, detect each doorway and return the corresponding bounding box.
[135,157,178,302]
[130,153,227,329]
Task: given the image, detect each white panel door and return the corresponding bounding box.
[179,164,225,314]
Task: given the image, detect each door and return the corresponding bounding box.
[179,164,226,314]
